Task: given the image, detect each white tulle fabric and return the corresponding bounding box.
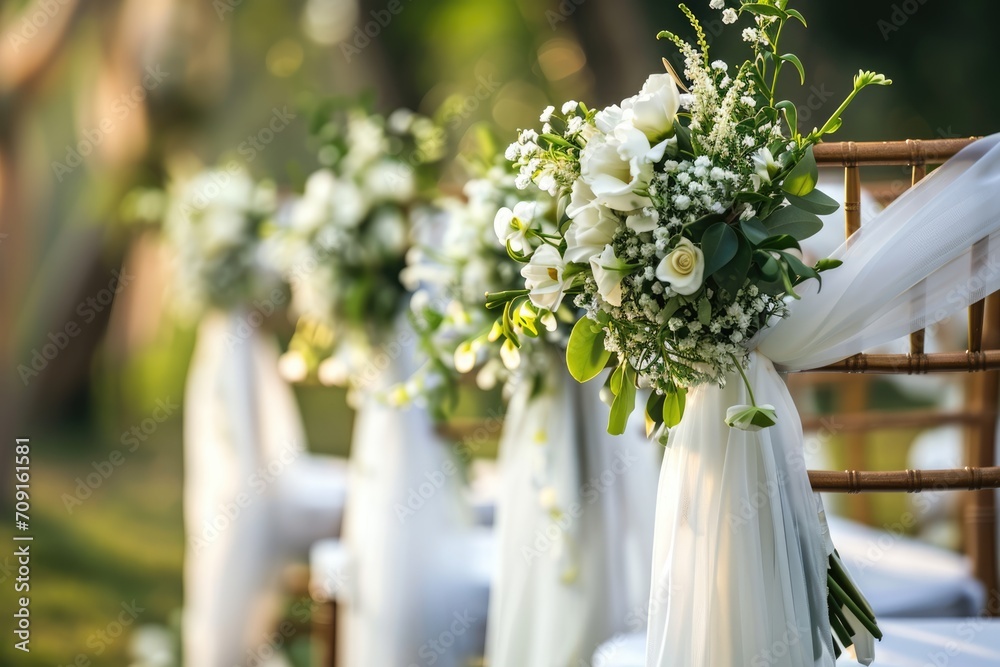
[338,323,481,667]
[183,310,345,667]
[646,134,1000,667]
[487,353,661,666]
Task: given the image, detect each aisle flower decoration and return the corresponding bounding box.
[485,1,890,659]
[403,151,566,417]
[267,104,446,394]
[487,1,890,438]
[162,165,280,318]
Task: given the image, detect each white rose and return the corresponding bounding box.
[494,201,538,252]
[579,134,653,211]
[565,204,619,263]
[521,244,569,311]
[589,244,634,307]
[655,237,705,295]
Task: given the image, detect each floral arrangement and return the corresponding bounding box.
[162,165,280,318]
[488,1,890,437]
[402,152,565,416]
[268,104,446,387]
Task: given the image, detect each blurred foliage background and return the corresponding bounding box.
[0,0,995,664]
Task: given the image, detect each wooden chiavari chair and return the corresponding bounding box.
[802,138,1000,612]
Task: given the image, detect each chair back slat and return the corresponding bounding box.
[805,137,999,611]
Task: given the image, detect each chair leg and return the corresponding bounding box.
[312,599,337,667]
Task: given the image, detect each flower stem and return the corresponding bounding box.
[729,352,757,406]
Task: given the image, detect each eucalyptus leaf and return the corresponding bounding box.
[566,317,611,383]
[761,206,823,240]
[740,217,771,245]
[782,146,818,197]
[713,233,752,297]
[702,223,738,276]
[785,187,840,215]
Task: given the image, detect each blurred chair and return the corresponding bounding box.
[306,326,491,667]
[183,310,347,667]
[591,137,1000,667]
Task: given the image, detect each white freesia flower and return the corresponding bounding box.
[589,244,634,307]
[751,147,780,190]
[628,73,681,143]
[579,134,653,211]
[655,237,705,295]
[521,244,569,311]
[565,204,619,263]
[494,201,538,252]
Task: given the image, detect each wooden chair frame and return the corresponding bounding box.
[803,138,1000,609]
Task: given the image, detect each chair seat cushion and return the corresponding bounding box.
[594,620,1000,666]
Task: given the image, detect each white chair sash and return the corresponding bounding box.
[487,353,661,666]
[338,322,481,667]
[646,134,1000,667]
[183,310,310,667]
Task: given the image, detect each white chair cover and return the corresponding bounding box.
[646,135,1000,667]
[338,322,482,667]
[183,310,346,667]
[486,353,661,666]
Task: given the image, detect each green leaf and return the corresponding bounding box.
[782,146,818,197]
[608,364,637,435]
[701,223,738,276]
[815,258,843,272]
[713,233,753,297]
[566,317,611,383]
[645,392,665,437]
[786,8,808,26]
[757,253,781,280]
[740,217,771,245]
[697,298,712,326]
[662,386,687,428]
[785,188,840,215]
[779,54,806,85]
[822,116,844,135]
[761,206,823,240]
[684,213,726,240]
[741,3,787,19]
[782,251,818,279]
[776,100,798,136]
